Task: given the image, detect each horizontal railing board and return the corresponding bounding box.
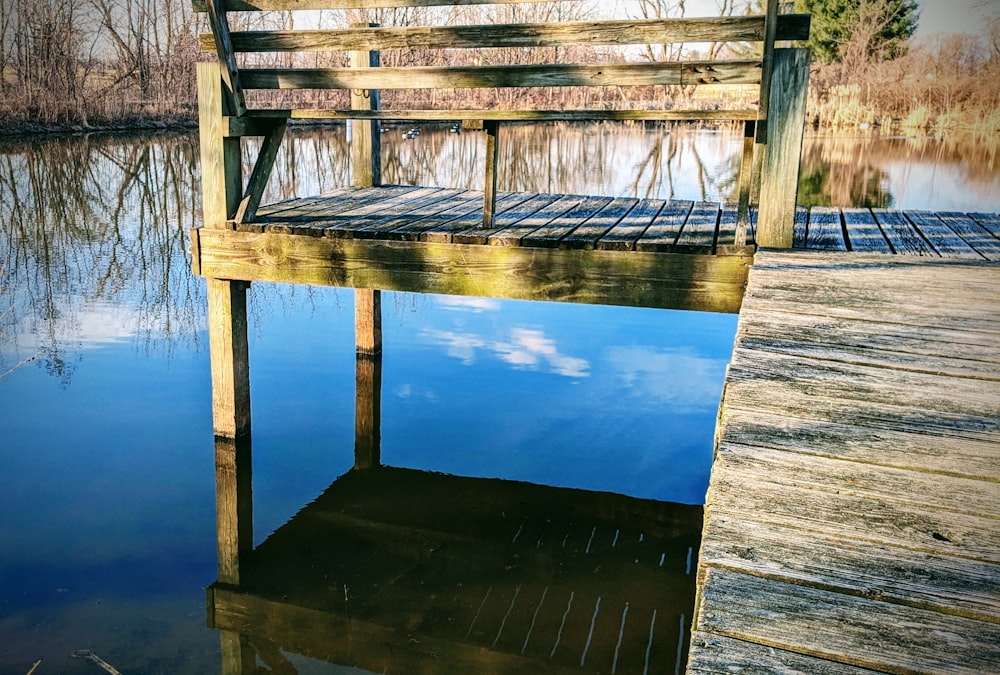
[201,16,810,52]
[240,60,762,89]
[237,108,759,121]
[194,0,551,12]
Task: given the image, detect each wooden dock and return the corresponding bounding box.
[190,187,1000,316]
[688,250,1000,673]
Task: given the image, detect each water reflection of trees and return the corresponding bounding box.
[377,121,741,201]
[0,132,205,382]
[0,123,745,383]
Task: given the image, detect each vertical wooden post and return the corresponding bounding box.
[208,279,251,438]
[214,435,252,585]
[483,120,500,228]
[355,289,382,470]
[757,48,810,248]
[198,62,242,227]
[748,0,780,210]
[199,61,252,439]
[350,23,381,188]
[219,633,255,675]
[735,120,756,246]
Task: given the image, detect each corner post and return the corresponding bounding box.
[350,23,381,188]
[198,61,252,439]
[354,289,382,470]
[757,48,810,248]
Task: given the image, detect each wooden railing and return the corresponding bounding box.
[195,0,811,249]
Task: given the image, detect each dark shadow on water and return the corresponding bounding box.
[209,439,701,675]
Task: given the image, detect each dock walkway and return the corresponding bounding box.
[191,186,1000,315]
[688,250,1000,673]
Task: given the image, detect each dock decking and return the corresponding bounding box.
[190,186,1000,314]
[688,250,1000,673]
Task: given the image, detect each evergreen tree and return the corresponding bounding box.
[796,0,919,64]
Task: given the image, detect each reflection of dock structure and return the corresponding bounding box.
[192,0,999,671]
[210,467,703,673]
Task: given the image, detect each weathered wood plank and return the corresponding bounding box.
[688,633,883,674]
[520,195,613,248]
[716,203,757,256]
[197,0,605,12]
[418,193,535,243]
[353,190,481,239]
[735,309,1000,377]
[937,211,1000,261]
[329,187,466,235]
[970,212,1000,240]
[240,61,763,91]
[870,208,936,255]
[634,200,694,252]
[803,205,845,250]
[558,197,637,250]
[905,211,984,259]
[195,228,750,312]
[376,191,489,241]
[450,193,562,245]
[726,346,999,419]
[700,515,1000,623]
[251,188,406,233]
[262,186,427,234]
[310,186,447,235]
[707,468,1000,563]
[674,201,720,252]
[717,407,1000,482]
[716,442,1000,520]
[792,205,808,248]
[695,568,1000,673]
[204,0,247,116]
[841,207,892,252]
[595,199,664,251]
[487,194,584,247]
[242,107,761,122]
[206,16,812,52]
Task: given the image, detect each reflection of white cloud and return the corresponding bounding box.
[420,326,589,378]
[395,383,438,401]
[5,297,207,354]
[606,346,726,410]
[436,295,502,313]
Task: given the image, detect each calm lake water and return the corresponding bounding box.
[0,123,997,674]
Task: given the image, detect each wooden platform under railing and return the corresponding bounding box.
[191,185,1000,314]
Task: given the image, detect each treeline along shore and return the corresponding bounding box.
[1,0,998,149]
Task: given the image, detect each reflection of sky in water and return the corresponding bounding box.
[379,293,734,505]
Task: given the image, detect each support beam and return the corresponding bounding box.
[234,121,287,224]
[350,24,382,188]
[756,48,810,248]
